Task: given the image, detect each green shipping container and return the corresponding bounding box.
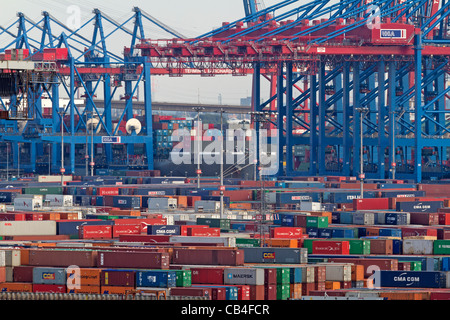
[276,284,290,300]
[434,240,450,254]
[22,186,63,195]
[196,218,231,230]
[175,270,192,287]
[276,268,290,284]
[306,216,328,228]
[235,238,261,248]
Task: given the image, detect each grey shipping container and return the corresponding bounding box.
[224,267,265,286]
[242,248,308,264]
[32,267,66,285]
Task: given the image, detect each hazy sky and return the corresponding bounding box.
[1,0,284,105]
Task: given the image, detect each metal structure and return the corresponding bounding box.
[1,1,450,182]
[0,8,187,174]
[135,0,450,182]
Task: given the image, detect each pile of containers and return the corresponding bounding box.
[1,174,450,300]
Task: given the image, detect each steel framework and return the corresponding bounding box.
[137,0,450,182]
[1,1,450,182]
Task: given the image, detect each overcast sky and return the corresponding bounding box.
[0,0,282,105]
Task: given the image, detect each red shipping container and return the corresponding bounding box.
[235,285,250,300]
[409,212,439,226]
[13,266,34,282]
[437,229,450,240]
[211,190,253,201]
[187,227,220,237]
[370,239,393,255]
[312,241,350,255]
[79,225,112,239]
[264,284,277,300]
[353,198,390,210]
[180,225,209,236]
[101,270,135,286]
[97,251,170,269]
[97,187,119,196]
[249,285,265,300]
[301,282,315,296]
[439,213,450,225]
[170,287,212,299]
[430,292,450,300]
[191,267,224,284]
[25,213,43,221]
[264,268,277,285]
[401,227,437,238]
[314,265,326,283]
[112,224,141,238]
[33,284,66,293]
[270,227,303,239]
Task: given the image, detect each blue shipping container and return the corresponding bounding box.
[375,271,446,288]
[147,225,181,235]
[136,270,177,288]
[396,201,443,213]
[379,228,402,237]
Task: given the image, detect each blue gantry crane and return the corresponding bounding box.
[137,0,450,182]
[0,7,187,175]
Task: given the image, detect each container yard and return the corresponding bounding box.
[0,174,448,305]
[2,0,450,313]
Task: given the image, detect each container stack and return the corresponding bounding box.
[2,175,450,300]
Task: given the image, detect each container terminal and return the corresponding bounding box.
[1,0,450,303]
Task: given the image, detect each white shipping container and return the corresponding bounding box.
[45,195,73,207]
[14,198,42,211]
[0,251,5,267]
[402,239,434,255]
[2,249,21,266]
[38,175,73,183]
[169,236,236,247]
[195,201,220,213]
[301,266,315,283]
[299,202,322,212]
[0,221,56,236]
[352,212,375,225]
[324,264,352,281]
[224,268,265,286]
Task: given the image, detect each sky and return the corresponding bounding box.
[0,0,283,106]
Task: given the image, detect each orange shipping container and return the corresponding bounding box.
[0,282,33,292]
[229,202,252,210]
[379,291,429,301]
[66,268,102,287]
[67,285,101,294]
[41,212,61,220]
[101,286,134,295]
[290,283,302,299]
[0,267,5,283]
[263,239,298,248]
[325,281,340,290]
[351,265,365,282]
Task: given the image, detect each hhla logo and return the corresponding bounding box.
[170,121,279,176]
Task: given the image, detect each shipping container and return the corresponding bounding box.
[396,200,443,213]
[374,270,446,288]
[32,267,66,285]
[136,270,177,288]
[97,251,170,269]
[242,248,308,264]
[312,240,350,255]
